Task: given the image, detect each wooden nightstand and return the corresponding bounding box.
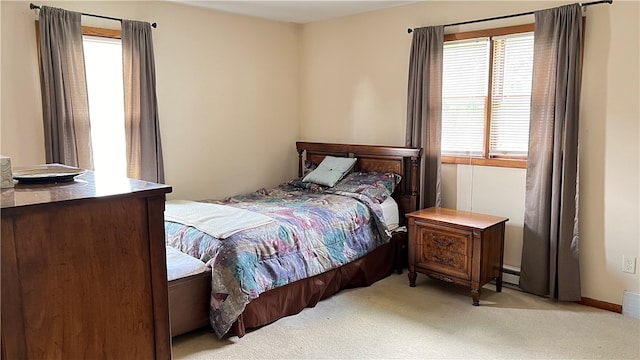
[406,207,508,306]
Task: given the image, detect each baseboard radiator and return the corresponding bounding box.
[501,265,521,287]
[623,291,640,319]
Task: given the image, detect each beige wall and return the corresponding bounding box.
[442,164,527,273]
[0,0,300,200]
[581,0,640,305]
[1,0,638,306]
[299,1,640,306]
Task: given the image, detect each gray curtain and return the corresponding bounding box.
[405,26,444,209]
[122,20,165,183]
[520,3,583,301]
[38,6,93,169]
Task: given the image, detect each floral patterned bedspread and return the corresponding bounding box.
[165,181,390,338]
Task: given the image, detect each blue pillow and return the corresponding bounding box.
[302,156,357,187]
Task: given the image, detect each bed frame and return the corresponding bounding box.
[168,142,422,338]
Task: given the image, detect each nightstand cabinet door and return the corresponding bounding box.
[415,221,472,280]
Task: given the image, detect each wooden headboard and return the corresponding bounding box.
[296,142,422,223]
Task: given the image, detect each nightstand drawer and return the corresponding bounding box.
[416,222,470,255]
[422,247,470,279]
[415,223,472,279]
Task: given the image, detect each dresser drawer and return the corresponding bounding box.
[415,222,472,280]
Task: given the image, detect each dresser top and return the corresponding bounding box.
[406,207,508,230]
[1,170,171,210]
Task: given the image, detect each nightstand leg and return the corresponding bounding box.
[496,275,503,293]
[408,272,417,287]
[471,288,480,306]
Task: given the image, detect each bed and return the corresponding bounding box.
[165,141,422,338]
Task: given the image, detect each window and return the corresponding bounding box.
[35,23,126,176]
[441,24,534,168]
[83,34,127,178]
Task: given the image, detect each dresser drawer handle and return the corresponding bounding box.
[431,236,454,248]
[432,253,455,265]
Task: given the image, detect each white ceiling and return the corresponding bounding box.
[169,1,421,24]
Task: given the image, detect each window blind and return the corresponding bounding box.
[442,38,490,157]
[489,32,534,157]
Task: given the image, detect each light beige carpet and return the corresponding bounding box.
[172,273,640,359]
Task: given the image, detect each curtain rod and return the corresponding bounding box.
[407,0,612,33]
[29,3,157,28]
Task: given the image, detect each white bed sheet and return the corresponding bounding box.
[166,245,208,282]
[380,196,400,231]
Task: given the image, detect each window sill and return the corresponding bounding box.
[442,156,527,169]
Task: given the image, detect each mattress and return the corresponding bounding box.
[166,245,208,282]
[380,196,400,231]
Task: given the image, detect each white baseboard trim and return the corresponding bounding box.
[623,291,640,319]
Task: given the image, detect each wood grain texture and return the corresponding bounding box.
[168,272,211,337]
[1,171,172,359]
[408,207,508,230]
[407,207,508,306]
[147,195,172,358]
[443,23,534,41]
[578,297,623,313]
[416,224,471,280]
[1,217,27,359]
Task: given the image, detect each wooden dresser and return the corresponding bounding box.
[406,207,508,306]
[1,171,172,359]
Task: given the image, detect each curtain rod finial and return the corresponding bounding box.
[407,28,413,34]
[151,22,157,28]
[30,3,39,10]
